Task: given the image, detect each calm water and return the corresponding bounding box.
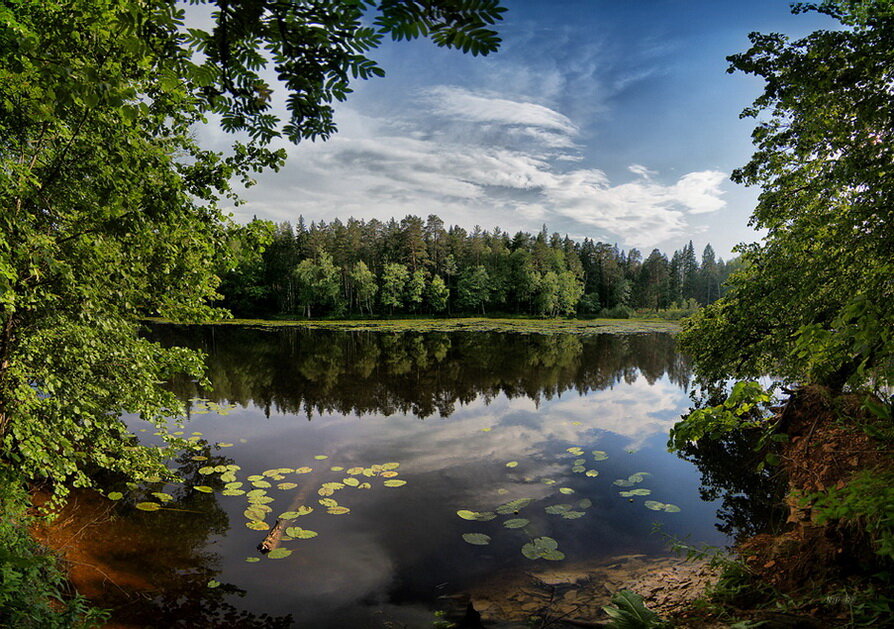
[113,326,728,627]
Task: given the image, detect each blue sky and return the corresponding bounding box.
[208,1,835,259]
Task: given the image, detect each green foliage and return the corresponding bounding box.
[602,590,667,629]
[0,475,108,627]
[809,469,894,561]
[0,0,510,501]
[668,382,774,452]
[680,1,894,391]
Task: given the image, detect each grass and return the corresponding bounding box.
[146,316,681,336]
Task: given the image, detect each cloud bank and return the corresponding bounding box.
[234,86,727,248]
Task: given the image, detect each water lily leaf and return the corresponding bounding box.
[503,518,530,529]
[663,504,681,513]
[319,498,338,508]
[318,487,334,497]
[613,479,635,487]
[628,472,651,483]
[191,456,208,461]
[585,469,599,477]
[277,482,298,490]
[213,465,227,473]
[135,502,160,511]
[266,548,292,559]
[592,450,609,461]
[346,467,364,475]
[573,458,586,465]
[561,511,586,519]
[382,462,400,471]
[222,489,245,496]
[620,488,652,497]
[220,472,237,483]
[496,498,534,514]
[544,504,573,514]
[383,479,406,487]
[644,500,665,511]
[252,480,272,488]
[295,467,313,474]
[314,455,328,460]
[207,579,221,588]
[462,533,491,545]
[578,498,593,509]
[107,492,124,501]
[245,520,268,530]
[505,461,518,468]
[286,527,318,539]
[251,495,274,504]
[380,471,399,478]
[358,482,372,489]
[572,466,586,473]
[497,488,510,494]
[244,507,267,520]
[522,536,561,560]
[542,549,565,561]
[480,427,492,432]
[457,510,496,521]
[322,482,344,491]
[558,488,575,495]
[327,506,350,515]
[152,492,173,502]
[566,447,584,455]
[330,466,344,472]
[247,475,264,481]
[193,486,213,493]
[198,466,215,475]
[261,469,280,477]
[343,478,360,487]
[245,557,260,563]
[217,443,234,448]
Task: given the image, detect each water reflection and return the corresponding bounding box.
[96,326,726,627]
[151,326,692,419]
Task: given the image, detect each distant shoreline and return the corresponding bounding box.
[144,316,681,335]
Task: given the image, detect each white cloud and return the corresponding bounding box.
[230,88,727,248]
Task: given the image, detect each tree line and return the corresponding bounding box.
[219,214,737,318]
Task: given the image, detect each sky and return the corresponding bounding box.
[196,1,836,260]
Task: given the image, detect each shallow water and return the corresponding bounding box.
[112,326,728,627]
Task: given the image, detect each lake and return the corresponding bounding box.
[96,325,730,627]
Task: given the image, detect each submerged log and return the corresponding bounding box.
[257,517,288,554]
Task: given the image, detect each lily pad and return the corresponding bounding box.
[619,488,652,497]
[314,455,328,460]
[252,480,272,488]
[462,533,491,546]
[207,579,221,588]
[327,506,350,515]
[295,467,313,474]
[566,447,584,456]
[383,479,406,488]
[107,492,124,501]
[380,471,399,478]
[382,462,400,470]
[505,461,518,468]
[222,489,245,496]
[277,482,298,490]
[198,466,215,475]
[544,504,573,514]
[572,466,586,473]
[496,498,534,514]
[319,498,338,508]
[343,478,360,487]
[152,492,173,502]
[561,511,586,519]
[193,485,213,493]
[225,482,243,490]
[503,518,530,529]
[585,469,599,477]
[522,536,562,560]
[578,498,593,509]
[245,520,268,530]
[592,450,609,461]
[266,548,292,559]
[558,487,575,495]
[245,557,260,563]
[135,502,160,511]
[285,527,318,539]
[347,467,364,475]
[247,475,264,481]
[457,510,497,521]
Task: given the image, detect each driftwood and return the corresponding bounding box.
[256,480,313,554]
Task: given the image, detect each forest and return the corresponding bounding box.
[219,215,735,318]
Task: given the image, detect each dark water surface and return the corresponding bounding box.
[118,326,728,627]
